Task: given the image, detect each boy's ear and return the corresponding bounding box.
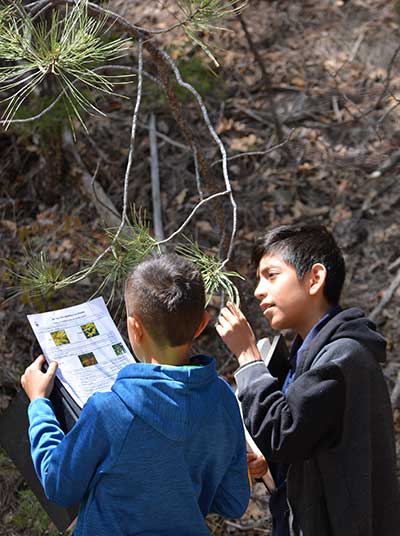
[308,263,327,296]
[193,311,210,339]
[127,314,144,343]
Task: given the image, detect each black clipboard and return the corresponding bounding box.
[0,375,81,532]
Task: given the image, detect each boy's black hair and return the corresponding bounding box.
[125,253,205,347]
[252,224,346,305]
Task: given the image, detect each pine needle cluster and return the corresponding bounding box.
[10,251,64,299]
[176,238,243,306]
[177,0,247,65]
[0,0,131,128]
[93,212,160,301]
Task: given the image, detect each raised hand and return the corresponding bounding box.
[215,302,261,366]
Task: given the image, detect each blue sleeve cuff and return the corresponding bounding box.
[28,397,55,421]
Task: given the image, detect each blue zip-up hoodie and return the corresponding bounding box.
[28,355,250,535]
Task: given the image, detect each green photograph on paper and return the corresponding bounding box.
[81,322,99,339]
[50,330,70,346]
[112,343,125,356]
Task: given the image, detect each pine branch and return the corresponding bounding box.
[0,0,131,128]
[176,238,243,306]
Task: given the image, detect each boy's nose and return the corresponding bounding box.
[254,281,266,301]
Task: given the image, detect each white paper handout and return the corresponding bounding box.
[27,297,135,408]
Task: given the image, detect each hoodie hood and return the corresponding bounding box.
[111,355,221,441]
[298,308,386,375]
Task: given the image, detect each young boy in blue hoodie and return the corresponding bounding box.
[216,224,400,536]
[21,254,250,536]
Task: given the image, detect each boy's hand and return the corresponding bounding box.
[216,302,261,366]
[247,452,268,479]
[21,355,58,401]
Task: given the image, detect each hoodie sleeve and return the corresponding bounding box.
[235,357,346,465]
[28,395,110,507]
[210,423,250,518]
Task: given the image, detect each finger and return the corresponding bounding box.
[215,323,226,338]
[217,314,231,329]
[227,302,249,323]
[219,306,238,325]
[217,307,231,321]
[47,361,58,377]
[246,452,258,462]
[248,459,261,470]
[226,301,240,315]
[32,354,46,370]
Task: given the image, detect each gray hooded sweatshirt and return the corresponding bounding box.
[235,308,400,536]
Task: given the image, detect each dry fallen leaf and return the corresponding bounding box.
[175,188,188,206]
[216,117,235,134]
[0,219,17,233]
[196,221,213,233]
[291,77,306,88]
[230,134,261,152]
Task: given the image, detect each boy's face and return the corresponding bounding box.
[254,253,314,334]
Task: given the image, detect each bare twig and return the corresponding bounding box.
[193,146,204,199]
[137,121,190,151]
[370,266,400,322]
[211,129,295,167]
[388,257,400,272]
[375,44,400,109]
[63,129,121,226]
[348,30,365,62]
[90,159,122,221]
[331,96,342,122]
[149,112,165,242]
[377,99,400,126]
[83,131,123,166]
[118,38,143,233]
[0,91,64,124]
[238,12,292,160]
[155,190,230,247]
[224,520,269,533]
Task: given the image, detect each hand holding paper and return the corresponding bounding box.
[21,355,58,401]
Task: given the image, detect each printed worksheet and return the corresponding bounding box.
[28,297,135,408]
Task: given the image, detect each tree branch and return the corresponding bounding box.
[369,266,400,322]
[238,12,292,160]
[149,112,164,242]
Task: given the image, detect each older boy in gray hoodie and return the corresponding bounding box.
[217,224,400,536]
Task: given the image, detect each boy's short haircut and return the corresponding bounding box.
[125,254,205,347]
[252,224,346,305]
